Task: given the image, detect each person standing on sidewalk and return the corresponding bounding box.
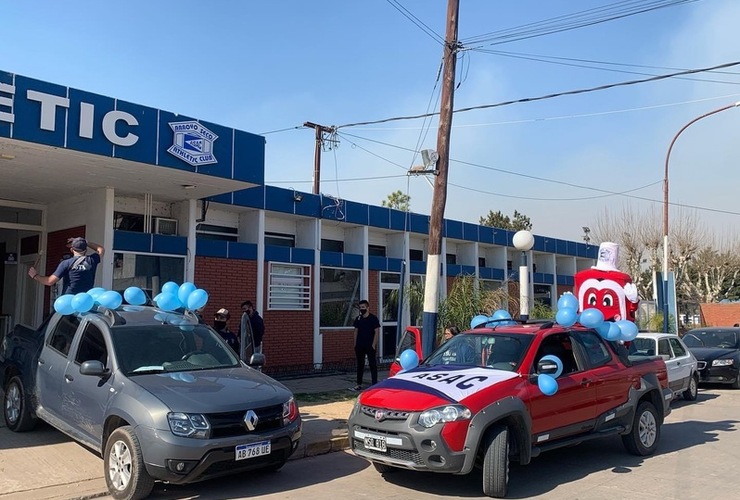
[241,300,265,354]
[27,237,104,294]
[351,299,380,391]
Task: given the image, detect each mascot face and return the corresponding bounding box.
[579,278,626,321]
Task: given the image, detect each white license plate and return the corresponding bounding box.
[364,435,387,452]
[235,440,271,461]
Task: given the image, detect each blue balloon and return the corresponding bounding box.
[157,292,180,311]
[555,307,578,327]
[596,321,611,338]
[98,290,123,310]
[580,308,605,328]
[492,309,512,320]
[87,287,106,300]
[538,373,558,396]
[54,294,75,315]
[178,282,197,307]
[186,288,209,310]
[557,293,579,311]
[72,292,95,313]
[399,349,419,371]
[539,355,563,378]
[153,293,163,303]
[470,314,489,329]
[616,320,639,342]
[162,281,179,295]
[124,286,147,306]
[606,322,622,341]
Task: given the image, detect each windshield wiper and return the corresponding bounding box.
[130,366,165,375]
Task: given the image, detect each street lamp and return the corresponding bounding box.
[663,101,740,333]
[513,230,535,321]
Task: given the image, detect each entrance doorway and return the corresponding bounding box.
[379,272,401,362]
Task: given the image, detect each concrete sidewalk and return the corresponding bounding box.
[0,370,384,500]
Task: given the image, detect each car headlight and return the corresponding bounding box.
[712,359,734,367]
[283,397,299,425]
[168,412,210,439]
[418,405,472,428]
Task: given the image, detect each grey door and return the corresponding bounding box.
[37,315,79,419]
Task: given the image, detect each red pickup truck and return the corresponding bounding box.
[348,321,671,498]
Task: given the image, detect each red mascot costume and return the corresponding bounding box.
[574,242,639,322]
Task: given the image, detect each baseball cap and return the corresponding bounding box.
[70,237,88,252]
[215,308,230,320]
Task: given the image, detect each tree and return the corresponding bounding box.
[479,210,532,231]
[382,190,410,211]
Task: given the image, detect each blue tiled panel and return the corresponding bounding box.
[387,258,403,272]
[557,275,575,286]
[369,256,388,271]
[494,229,509,246]
[209,192,232,204]
[320,251,342,267]
[389,209,408,231]
[344,200,369,226]
[586,245,598,259]
[265,185,294,214]
[491,268,505,281]
[114,231,151,253]
[294,192,321,218]
[446,264,462,276]
[152,234,187,255]
[196,239,228,258]
[368,206,389,229]
[445,220,463,239]
[409,213,429,235]
[265,245,291,263]
[535,273,554,285]
[543,239,557,254]
[409,260,426,274]
[233,129,265,185]
[479,267,493,279]
[233,186,265,209]
[556,239,568,255]
[479,226,494,244]
[533,235,546,252]
[291,248,314,265]
[229,242,257,260]
[461,265,476,276]
[343,253,363,269]
[577,243,590,258]
[463,223,478,242]
[567,241,578,256]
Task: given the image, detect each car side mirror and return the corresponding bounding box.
[537,358,560,376]
[249,352,266,367]
[80,360,109,377]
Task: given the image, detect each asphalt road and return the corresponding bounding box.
[98,385,740,500]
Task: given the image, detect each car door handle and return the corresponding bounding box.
[581,378,593,386]
[64,374,74,382]
[38,358,45,365]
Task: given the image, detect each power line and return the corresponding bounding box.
[258,125,306,135]
[336,61,740,128]
[267,174,409,184]
[385,0,444,44]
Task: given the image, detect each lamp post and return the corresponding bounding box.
[663,101,740,333]
[513,230,535,321]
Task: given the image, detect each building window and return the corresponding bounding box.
[368,245,386,257]
[410,249,424,261]
[114,211,145,232]
[478,257,486,268]
[112,252,185,300]
[320,267,361,328]
[321,238,344,253]
[446,253,457,265]
[265,232,295,248]
[268,263,311,310]
[196,223,238,242]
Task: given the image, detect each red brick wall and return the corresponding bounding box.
[368,271,379,313]
[322,328,354,363]
[194,256,256,323]
[44,226,85,312]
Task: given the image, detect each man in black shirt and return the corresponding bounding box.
[351,299,381,391]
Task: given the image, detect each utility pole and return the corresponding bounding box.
[422,0,460,358]
[303,121,334,195]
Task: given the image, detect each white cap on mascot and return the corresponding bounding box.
[592,241,620,272]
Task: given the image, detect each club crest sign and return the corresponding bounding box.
[167,121,218,167]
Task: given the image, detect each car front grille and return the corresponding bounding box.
[697,361,707,370]
[360,405,410,422]
[207,404,283,438]
[353,438,424,465]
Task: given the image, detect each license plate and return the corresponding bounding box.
[364,435,387,452]
[235,440,271,461]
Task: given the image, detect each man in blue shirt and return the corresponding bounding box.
[28,237,104,294]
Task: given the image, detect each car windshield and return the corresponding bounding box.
[110,323,240,376]
[425,333,532,371]
[683,330,739,349]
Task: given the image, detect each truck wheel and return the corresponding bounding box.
[373,462,396,473]
[622,401,660,456]
[104,426,154,500]
[3,376,37,432]
[683,375,698,401]
[482,425,509,498]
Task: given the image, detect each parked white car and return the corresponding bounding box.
[632,332,698,401]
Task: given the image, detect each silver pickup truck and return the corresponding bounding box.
[1,306,301,500]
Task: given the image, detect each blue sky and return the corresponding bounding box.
[2,0,739,242]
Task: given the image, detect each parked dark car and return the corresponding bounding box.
[682,327,740,388]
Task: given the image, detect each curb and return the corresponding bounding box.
[290,435,350,460]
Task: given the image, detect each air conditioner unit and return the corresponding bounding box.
[154,217,179,236]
